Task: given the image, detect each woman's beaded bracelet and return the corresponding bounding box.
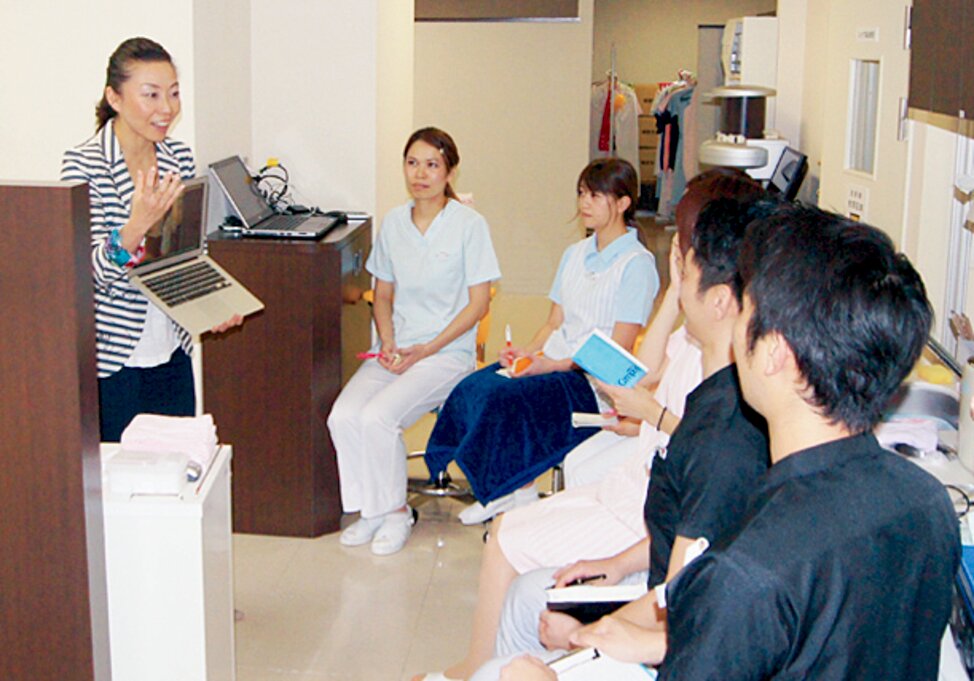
[107,229,131,266]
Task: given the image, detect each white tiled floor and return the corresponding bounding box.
[230,291,576,680]
[233,496,485,681]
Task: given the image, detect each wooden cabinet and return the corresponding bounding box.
[0,182,107,680]
[203,221,372,537]
[909,0,974,122]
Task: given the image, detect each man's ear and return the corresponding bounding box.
[711,283,737,321]
[765,331,794,376]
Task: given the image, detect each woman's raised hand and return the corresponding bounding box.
[667,232,683,294]
[123,167,183,249]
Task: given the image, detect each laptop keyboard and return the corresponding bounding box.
[263,213,307,231]
[142,261,230,307]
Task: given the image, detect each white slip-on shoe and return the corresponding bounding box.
[339,515,385,547]
[512,485,538,508]
[457,491,517,525]
[371,507,417,556]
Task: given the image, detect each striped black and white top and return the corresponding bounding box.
[61,123,195,378]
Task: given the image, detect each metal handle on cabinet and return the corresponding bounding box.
[353,250,363,275]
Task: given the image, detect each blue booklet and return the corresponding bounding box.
[572,329,648,388]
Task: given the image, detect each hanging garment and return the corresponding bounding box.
[652,85,697,219]
[590,80,643,184]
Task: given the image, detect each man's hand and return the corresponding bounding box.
[539,610,584,651]
[571,615,666,665]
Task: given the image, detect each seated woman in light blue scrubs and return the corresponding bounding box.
[327,127,501,556]
[425,158,659,527]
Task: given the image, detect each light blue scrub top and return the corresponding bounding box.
[366,199,502,358]
[549,227,659,324]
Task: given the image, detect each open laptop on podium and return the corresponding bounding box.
[209,155,338,239]
[128,177,264,335]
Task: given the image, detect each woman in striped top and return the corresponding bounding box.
[61,37,239,441]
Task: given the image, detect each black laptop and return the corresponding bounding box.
[209,155,338,239]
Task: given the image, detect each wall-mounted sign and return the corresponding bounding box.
[856,27,880,42]
[847,184,870,221]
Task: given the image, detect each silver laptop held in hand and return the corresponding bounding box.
[128,177,264,336]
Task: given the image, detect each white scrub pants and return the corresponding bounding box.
[562,430,642,488]
[473,566,652,681]
[327,352,473,519]
[494,567,650,659]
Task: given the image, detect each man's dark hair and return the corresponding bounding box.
[738,206,933,433]
[690,196,785,302]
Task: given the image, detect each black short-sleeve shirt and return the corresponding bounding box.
[644,364,769,588]
[660,433,960,680]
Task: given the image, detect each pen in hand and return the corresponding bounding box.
[567,574,607,586]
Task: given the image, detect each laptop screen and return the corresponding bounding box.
[137,177,206,269]
[768,147,808,200]
[210,156,275,226]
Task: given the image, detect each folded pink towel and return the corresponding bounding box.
[121,414,218,468]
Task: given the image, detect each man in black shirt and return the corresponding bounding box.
[657,207,960,678]
[535,196,779,657]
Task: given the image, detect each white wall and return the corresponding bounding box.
[0,0,412,213]
[773,0,807,152]
[903,122,958,337]
[250,0,413,215]
[591,0,777,86]
[793,0,829,203]
[414,1,595,296]
[376,2,416,220]
[0,1,197,181]
[193,0,252,169]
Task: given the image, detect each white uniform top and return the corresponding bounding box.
[367,199,501,359]
[543,232,656,360]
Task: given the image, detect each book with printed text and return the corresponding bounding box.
[572,329,648,388]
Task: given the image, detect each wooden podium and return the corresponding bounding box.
[0,182,108,680]
[203,220,372,537]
